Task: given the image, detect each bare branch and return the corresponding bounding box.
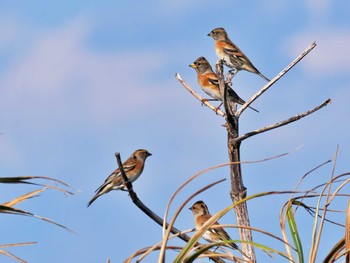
[216,61,236,126]
[115,153,225,263]
[235,99,332,143]
[236,41,317,117]
[115,153,188,241]
[175,73,225,117]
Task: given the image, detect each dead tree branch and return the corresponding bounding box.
[115,153,188,241]
[115,153,225,263]
[175,73,225,117]
[236,41,317,117]
[235,98,332,143]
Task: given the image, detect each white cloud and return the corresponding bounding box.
[283,29,350,75]
[0,17,168,129]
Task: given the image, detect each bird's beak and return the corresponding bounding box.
[147,152,152,157]
[207,33,211,36]
[189,207,192,210]
[189,63,196,69]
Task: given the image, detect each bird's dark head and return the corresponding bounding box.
[189,57,213,74]
[208,27,227,41]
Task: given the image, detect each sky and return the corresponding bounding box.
[0,1,349,262]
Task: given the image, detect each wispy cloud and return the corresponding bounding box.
[283,29,350,75]
[0,16,168,131]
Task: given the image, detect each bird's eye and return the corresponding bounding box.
[212,31,216,35]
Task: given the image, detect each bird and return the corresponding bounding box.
[189,200,247,257]
[87,149,152,207]
[189,56,259,113]
[207,27,270,82]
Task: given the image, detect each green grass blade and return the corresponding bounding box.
[287,205,304,263]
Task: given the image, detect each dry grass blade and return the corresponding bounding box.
[2,188,48,207]
[159,178,226,263]
[175,191,297,262]
[125,246,183,263]
[0,250,28,263]
[0,176,71,187]
[0,204,75,233]
[309,147,340,263]
[327,178,350,206]
[279,159,333,261]
[129,228,194,262]
[162,163,230,236]
[0,242,36,263]
[322,238,346,262]
[219,224,295,251]
[162,151,290,238]
[0,242,36,249]
[0,176,74,196]
[346,200,350,262]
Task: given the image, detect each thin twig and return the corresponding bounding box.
[115,153,225,263]
[216,61,236,125]
[175,73,225,117]
[235,99,332,143]
[236,41,317,117]
[159,178,226,263]
[115,153,189,241]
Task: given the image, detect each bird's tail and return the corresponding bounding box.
[227,87,259,113]
[248,105,259,113]
[87,192,101,207]
[230,244,250,260]
[258,72,270,82]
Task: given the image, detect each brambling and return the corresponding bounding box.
[208,27,270,81]
[189,200,246,256]
[189,57,259,113]
[87,149,152,207]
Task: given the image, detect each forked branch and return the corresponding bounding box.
[236,41,317,117]
[235,98,332,143]
[115,153,189,241]
[115,153,225,263]
[175,73,225,117]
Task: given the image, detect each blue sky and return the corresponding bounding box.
[0,1,349,262]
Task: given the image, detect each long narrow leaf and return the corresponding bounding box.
[0,205,74,233]
[322,237,345,263]
[0,176,70,187]
[2,188,47,207]
[0,250,28,263]
[286,205,304,263]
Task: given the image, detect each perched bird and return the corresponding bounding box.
[189,57,259,113]
[208,27,270,81]
[87,149,152,207]
[189,200,247,257]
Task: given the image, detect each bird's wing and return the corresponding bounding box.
[207,76,219,87]
[210,222,239,250]
[94,158,137,192]
[221,40,243,58]
[227,87,246,105]
[221,40,255,68]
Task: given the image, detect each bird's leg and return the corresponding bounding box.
[214,103,223,113]
[228,69,238,79]
[201,98,217,106]
[225,71,235,86]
